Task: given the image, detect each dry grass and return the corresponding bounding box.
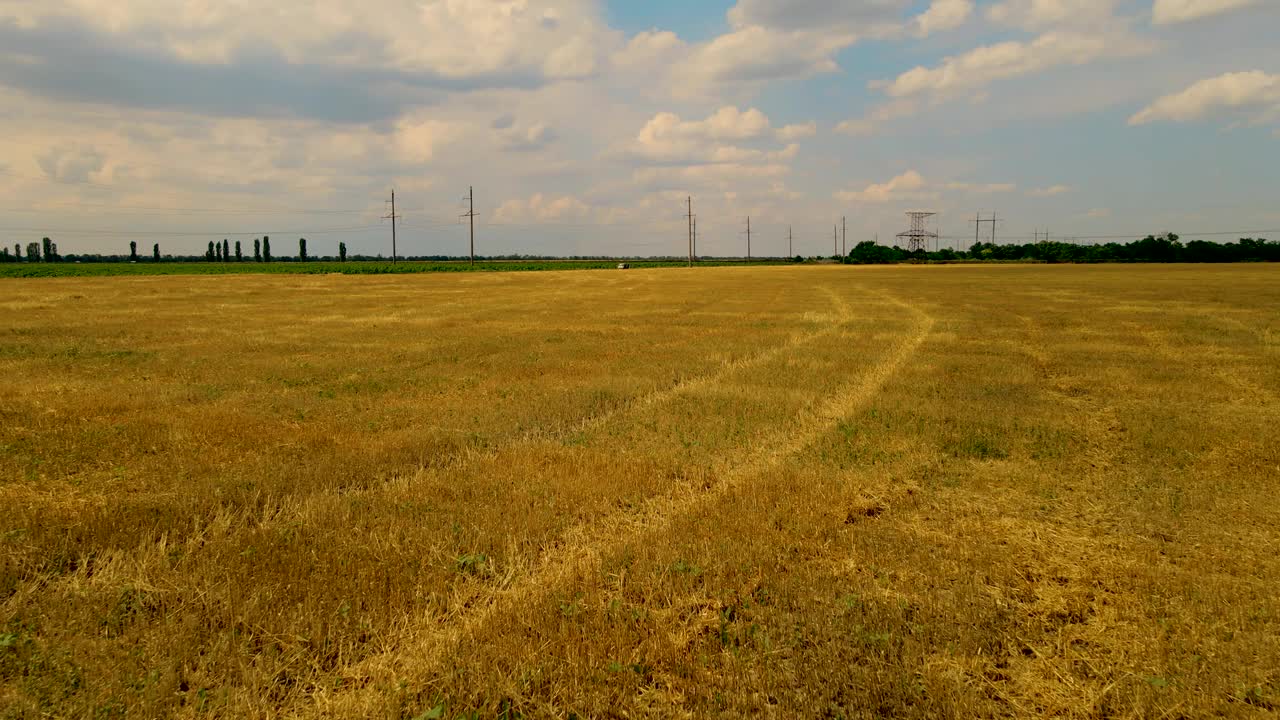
[1,265,1277,719]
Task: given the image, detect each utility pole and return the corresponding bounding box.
[841,216,847,257]
[686,196,693,267]
[788,225,793,257]
[746,216,752,261]
[383,190,401,263]
[460,186,477,265]
[833,225,838,257]
[692,214,697,261]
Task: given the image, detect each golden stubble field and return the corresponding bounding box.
[1,264,1277,719]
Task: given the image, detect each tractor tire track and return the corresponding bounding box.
[315,287,931,717]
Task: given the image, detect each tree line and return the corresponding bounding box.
[0,236,352,263]
[842,235,1278,264]
[2,233,1275,265]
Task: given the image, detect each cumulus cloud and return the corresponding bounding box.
[1027,184,1072,196]
[945,181,1017,193]
[676,25,853,89]
[836,170,928,203]
[879,29,1152,100]
[1152,0,1264,24]
[629,106,814,162]
[37,144,106,183]
[667,0,959,95]
[986,0,1118,30]
[1129,70,1280,125]
[837,171,1018,203]
[497,122,558,152]
[493,193,591,223]
[0,0,606,79]
[913,0,974,37]
[394,117,457,163]
[727,0,908,31]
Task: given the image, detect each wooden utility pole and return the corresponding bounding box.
[686,196,693,267]
[833,225,838,256]
[693,214,697,261]
[746,216,752,261]
[842,216,846,257]
[383,190,401,263]
[459,186,477,265]
[788,225,793,257]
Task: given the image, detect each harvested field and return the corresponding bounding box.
[1,264,1277,718]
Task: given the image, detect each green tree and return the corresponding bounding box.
[43,237,53,261]
[222,239,230,262]
[339,241,347,262]
[263,236,272,262]
[153,243,160,262]
[129,241,138,262]
[299,237,307,261]
[254,238,262,262]
[849,241,903,264]
[27,242,40,262]
[235,240,242,261]
[207,241,216,261]
[12,244,19,261]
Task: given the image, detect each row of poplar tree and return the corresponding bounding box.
[1,237,350,262]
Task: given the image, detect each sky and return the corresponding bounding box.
[0,0,1277,258]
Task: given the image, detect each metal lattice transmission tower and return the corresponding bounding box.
[896,211,939,252]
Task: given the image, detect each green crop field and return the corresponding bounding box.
[0,260,788,279]
[1,265,1277,718]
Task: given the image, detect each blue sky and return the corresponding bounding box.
[0,0,1277,257]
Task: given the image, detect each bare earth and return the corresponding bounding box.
[1,265,1277,718]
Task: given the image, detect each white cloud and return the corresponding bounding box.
[612,30,685,69]
[834,99,919,135]
[836,170,927,203]
[629,106,813,162]
[986,0,1117,30]
[945,181,1017,193]
[1027,184,1072,196]
[837,171,1019,203]
[881,30,1151,100]
[497,122,558,152]
[37,145,107,183]
[676,25,853,90]
[777,122,818,141]
[394,117,457,163]
[0,0,607,81]
[913,0,973,37]
[1152,0,1263,24]
[1129,70,1280,125]
[727,0,908,31]
[493,193,591,223]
